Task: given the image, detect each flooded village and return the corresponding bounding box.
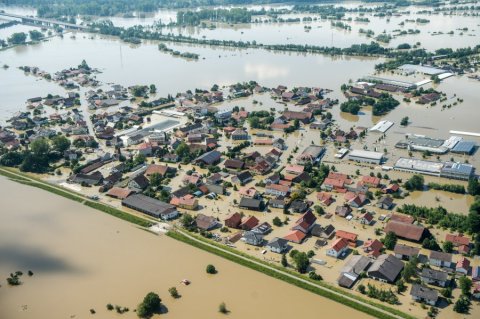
[1,1,480,319]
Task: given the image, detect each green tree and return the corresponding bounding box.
[31,138,51,157]
[218,302,228,314]
[458,276,472,296]
[293,252,310,274]
[281,254,287,267]
[51,135,71,153]
[404,175,424,191]
[382,231,397,250]
[8,32,27,45]
[442,241,454,253]
[467,178,480,195]
[149,173,162,188]
[29,30,44,41]
[468,200,480,233]
[149,84,157,94]
[272,216,283,227]
[175,141,190,158]
[137,292,161,318]
[168,287,179,298]
[206,264,217,274]
[453,295,470,314]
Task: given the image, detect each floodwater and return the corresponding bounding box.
[0,176,372,319]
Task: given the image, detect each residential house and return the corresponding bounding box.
[473,266,480,282]
[291,210,317,234]
[367,254,404,283]
[456,257,470,275]
[266,237,289,254]
[346,193,367,208]
[238,186,258,199]
[445,234,471,254]
[363,239,384,259]
[283,230,307,244]
[290,200,310,214]
[377,196,394,210]
[273,138,286,150]
[224,159,245,170]
[311,224,335,239]
[252,222,272,235]
[242,231,264,246]
[335,205,352,218]
[170,196,199,210]
[231,128,249,140]
[265,183,290,197]
[145,164,171,178]
[316,192,334,206]
[360,212,374,225]
[326,238,349,258]
[225,212,242,229]
[338,255,372,288]
[336,230,358,248]
[240,216,259,230]
[69,171,104,186]
[382,183,400,194]
[232,171,253,185]
[360,176,381,188]
[195,150,222,165]
[195,214,219,231]
[429,251,453,268]
[420,268,448,287]
[410,284,439,306]
[106,187,134,200]
[128,174,150,192]
[296,145,325,164]
[394,244,420,261]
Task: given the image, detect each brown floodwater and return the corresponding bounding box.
[0,176,372,319]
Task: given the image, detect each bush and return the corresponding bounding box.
[169,287,180,298]
[106,304,114,311]
[219,302,228,314]
[206,264,217,274]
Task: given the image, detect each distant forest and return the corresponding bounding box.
[0,0,443,18]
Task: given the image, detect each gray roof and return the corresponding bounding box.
[239,197,262,209]
[451,141,476,153]
[441,162,474,176]
[420,268,448,282]
[410,284,439,302]
[243,231,264,243]
[195,150,221,165]
[341,255,371,275]
[367,254,404,282]
[429,250,452,262]
[122,194,176,218]
[267,237,288,249]
[394,243,420,257]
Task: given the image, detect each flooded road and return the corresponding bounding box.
[0,176,371,319]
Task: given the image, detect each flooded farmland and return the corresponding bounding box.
[0,176,372,319]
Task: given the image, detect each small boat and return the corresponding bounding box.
[181,279,191,286]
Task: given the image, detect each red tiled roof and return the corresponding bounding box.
[446,234,470,247]
[283,230,306,243]
[240,216,259,230]
[145,164,169,177]
[384,221,425,241]
[456,257,470,270]
[106,187,133,199]
[330,238,349,252]
[336,230,358,242]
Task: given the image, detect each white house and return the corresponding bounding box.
[326,238,349,258]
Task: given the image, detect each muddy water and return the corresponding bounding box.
[0,176,371,319]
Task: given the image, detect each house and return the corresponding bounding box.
[122,194,178,220]
[445,233,471,254]
[182,174,202,186]
[285,164,304,175]
[128,174,150,192]
[390,213,415,224]
[273,138,286,150]
[316,192,334,206]
[472,282,480,299]
[195,150,221,165]
[367,254,404,283]
[225,212,242,229]
[394,243,420,261]
[322,172,350,191]
[239,198,263,211]
[252,222,272,235]
[346,193,367,208]
[242,231,264,246]
[336,230,358,247]
[265,183,290,197]
[326,238,349,258]
[360,176,381,188]
[195,214,219,231]
[269,196,287,209]
[429,251,453,268]
[238,186,258,199]
[283,230,307,244]
[377,196,394,210]
[382,183,400,194]
[311,224,335,239]
[232,171,253,185]
[106,187,134,200]
[296,145,325,164]
[289,200,309,213]
[384,221,425,242]
[456,257,470,275]
[69,171,104,186]
[231,128,249,140]
[145,164,171,178]
[410,284,439,306]
[420,268,448,287]
[335,205,352,218]
[291,210,317,234]
[338,255,372,288]
[473,266,480,282]
[170,196,199,210]
[363,239,384,258]
[264,173,281,185]
[266,237,289,253]
[360,212,374,225]
[224,159,245,170]
[240,216,259,230]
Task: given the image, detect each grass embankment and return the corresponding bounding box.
[0,167,152,228]
[167,231,415,319]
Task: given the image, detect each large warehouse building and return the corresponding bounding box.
[348,150,384,165]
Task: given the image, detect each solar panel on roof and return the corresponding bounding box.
[452,141,476,153]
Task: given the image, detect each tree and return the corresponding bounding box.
[149,173,162,188]
[468,200,480,233]
[149,84,156,94]
[206,264,217,274]
[396,279,407,293]
[442,241,454,253]
[402,257,418,283]
[281,254,288,267]
[168,287,179,298]
[272,216,283,227]
[453,295,470,314]
[293,252,309,274]
[137,292,161,318]
[422,237,440,251]
[8,32,27,45]
[31,138,51,157]
[400,116,409,126]
[29,30,44,41]
[459,276,472,296]
[404,175,424,191]
[383,231,397,250]
[467,178,480,195]
[313,205,325,215]
[175,141,190,158]
[218,302,228,314]
[51,135,71,153]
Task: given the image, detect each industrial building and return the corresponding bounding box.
[451,141,476,155]
[394,158,475,180]
[347,150,384,165]
[440,162,475,181]
[370,120,394,133]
